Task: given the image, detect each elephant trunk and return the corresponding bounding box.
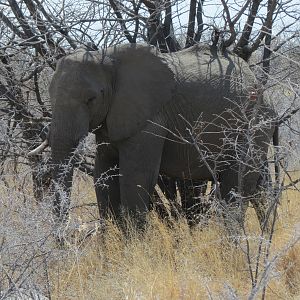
[51,141,75,222]
[50,107,89,222]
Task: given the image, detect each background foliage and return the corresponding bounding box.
[0,0,299,299]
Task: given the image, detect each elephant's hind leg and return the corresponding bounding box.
[178,179,210,225]
[219,168,253,237]
[252,163,276,233]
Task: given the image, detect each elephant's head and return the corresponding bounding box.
[48,44,175,219]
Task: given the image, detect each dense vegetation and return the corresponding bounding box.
[0,1,299,299]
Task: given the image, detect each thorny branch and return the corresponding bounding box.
[0,0,299,297]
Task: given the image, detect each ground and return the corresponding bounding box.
[48,171,300,299]
[0,168,299,299]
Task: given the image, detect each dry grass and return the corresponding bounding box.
[0,168,299,299]
[47,172,300,300]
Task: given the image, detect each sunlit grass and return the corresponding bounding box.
[0,168,299,299]
[48,172,300,299]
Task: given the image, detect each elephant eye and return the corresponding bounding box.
[87,96,96,104]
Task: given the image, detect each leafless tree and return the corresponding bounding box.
[0,0,299,298]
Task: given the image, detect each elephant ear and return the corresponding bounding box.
[106,44,175,141]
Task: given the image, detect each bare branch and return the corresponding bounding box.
[220,0,236,48]
[185,0,197,48]
[109,0,134,43]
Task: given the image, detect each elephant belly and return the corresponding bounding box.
[160,141,214,180]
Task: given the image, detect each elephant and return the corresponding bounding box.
[156,176,211,224]
[38,43,276,231]
[158,164,274,227]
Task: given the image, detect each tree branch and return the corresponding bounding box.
[109,0,134,43]
[195,0,204,42]
[33,0,77,50]
[234,0,262,60]
[163,0,180,52]
[185,0,197,48]
[221,0,236,48]
[249,0,277,56]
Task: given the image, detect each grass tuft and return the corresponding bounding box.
[1,171,299,299]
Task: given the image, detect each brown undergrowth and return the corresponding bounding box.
[48,172,300,300]
[0,168,299,299]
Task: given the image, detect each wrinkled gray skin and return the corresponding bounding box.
[49,44,275,229]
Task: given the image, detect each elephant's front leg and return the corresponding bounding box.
[94,143,121,219]
[118,128,166,221]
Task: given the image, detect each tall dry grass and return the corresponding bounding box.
[0,167,299,299]
[48,172,300,300]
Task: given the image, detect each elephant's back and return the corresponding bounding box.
[159,46,261,180]
[164,45,257,100]
[162,45,260,128]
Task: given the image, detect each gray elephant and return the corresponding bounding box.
[36,44,276,230]
[156,176,211,224]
